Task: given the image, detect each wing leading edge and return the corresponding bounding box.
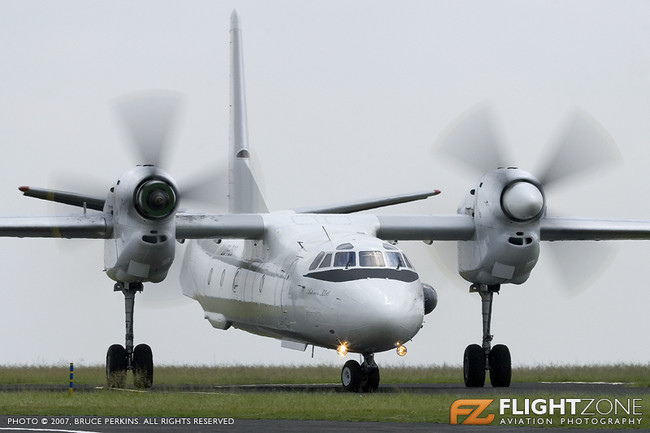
[540,217,650,241]
[0,215,111,238]
[375,215,650,242]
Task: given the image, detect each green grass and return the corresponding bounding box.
[0,363,647,387]
[0,364,647,428]
[0,391,454,422]
[0,390,648,428]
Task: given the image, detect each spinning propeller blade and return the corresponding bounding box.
[114,90,183,168]
[435,103,509,174]
[114,91,229,210]
[537,109,621,188]
[433,104,620,293]
[437,104,621,188]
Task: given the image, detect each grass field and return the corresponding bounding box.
[0,363,648,387]
[0,364,647,428]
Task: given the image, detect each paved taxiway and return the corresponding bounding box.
[0,382,647,432]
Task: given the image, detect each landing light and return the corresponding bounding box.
[396,345,407,357]
[336,343,348,357]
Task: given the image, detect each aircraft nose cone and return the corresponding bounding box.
[341,280,424,353]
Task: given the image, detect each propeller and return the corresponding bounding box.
[47,91,232,308]
[114,90,229,211]
[432,103,621,294]
[114,90,182,168]
[435,104,621,188]
[114,91,233,307]
[435,103,510,175]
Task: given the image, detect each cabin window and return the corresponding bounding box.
[386,251,406,269]
[309,251,326,271]
[359,251,385,267]
[334,251,356,268]
[207,268,214,285]
[318,253,333,269]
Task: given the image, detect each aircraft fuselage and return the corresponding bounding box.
[180,213,425,354]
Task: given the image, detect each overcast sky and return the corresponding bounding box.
[0,0,648,369]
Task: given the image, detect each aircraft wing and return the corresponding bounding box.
[375,215,476,241]
[295,190,441,214]
[374,215,650,242]
[175,213,266,239]
[540,217,650,240]
[0,215,111,238]
[18,186,106,211]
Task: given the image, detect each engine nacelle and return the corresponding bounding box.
[104,165,179,283]
[457,167,544,286]
[422,283,438,315]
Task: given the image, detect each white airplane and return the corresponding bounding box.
[2,11,650,392]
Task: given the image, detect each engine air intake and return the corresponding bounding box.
[135,179,178,220]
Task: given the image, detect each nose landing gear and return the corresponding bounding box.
[341,353,380,392]
[106,282,154,389]
[463,284,511,388]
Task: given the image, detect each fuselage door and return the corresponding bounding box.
[279,258,299,329]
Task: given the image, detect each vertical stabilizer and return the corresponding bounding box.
[229,10,268,214]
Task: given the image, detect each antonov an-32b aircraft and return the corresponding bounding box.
[3,12,650,392]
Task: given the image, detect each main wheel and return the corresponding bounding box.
[361,366,380,393]
[489,344,511,387]
[106,344,127,389]
[463,344,485,387]
[341,360,362,392]
[133,344,154,389]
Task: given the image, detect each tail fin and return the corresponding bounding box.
[229,10,268,214]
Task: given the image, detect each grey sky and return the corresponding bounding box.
[0,0,648,368]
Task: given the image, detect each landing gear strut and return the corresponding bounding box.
[463,284,511,388]
[341,353,380,393]
[106,282,154,389]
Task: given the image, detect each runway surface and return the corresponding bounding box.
[0,382,647,432]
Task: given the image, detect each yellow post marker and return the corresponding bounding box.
[68,363,74,396]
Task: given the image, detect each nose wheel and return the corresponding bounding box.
[341,353,380,393]
[106,282,154,389]
[463,284,511,387]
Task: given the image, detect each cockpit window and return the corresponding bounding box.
[309,251,325,271]
[334,251,356,268]
[309,247,414,272]
[386,251,406,269]
[318,253,332,269]
[359,251,385,267]
[336,243,354,250]
[403,254,414,269]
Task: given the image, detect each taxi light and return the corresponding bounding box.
[337,343,348,357]
[396,345,407,357]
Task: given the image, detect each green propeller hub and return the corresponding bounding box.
[135,179,177,219]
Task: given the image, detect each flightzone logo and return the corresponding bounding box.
[450,397,645,427]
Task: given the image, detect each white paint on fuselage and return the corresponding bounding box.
[180,213,425,354]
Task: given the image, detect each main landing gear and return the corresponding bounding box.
[341,353,380,393]
[106,282,154,389]
[463,284,511,388]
